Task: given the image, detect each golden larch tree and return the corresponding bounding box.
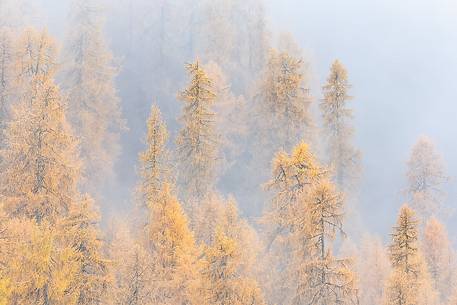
[0,28,108,304]
[176,61,218,205]
[320,59,361,190]
[385,205,438,305]
[138,104,170,208]
[147,183,202,305]
[201,228,265,305]
[292,178,358,305]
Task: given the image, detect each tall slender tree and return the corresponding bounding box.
[292,178,358,305]
[422,217,454,303]
[320,60,361,190]
[176,61,218,205]
[256,49,313,154]
[147,183,202,305]
[138,104,170,209]
[406,136,448,221]
[385,205,438,305]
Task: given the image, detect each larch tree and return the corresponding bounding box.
[0,28,108,304]
[385,205,438,305]
[292,178,358,305]
[358,235,390,305]
[146,183,202,305]
[320,59,361,190]
[176,61,218,206]
[263,142,327,305]
[2,217,80,304]
[264,142,357,305]
[265,142,326,243]
[62,197,110,305]
[138,104,170,209]
[256,48,313,154]
[192,193,261,277]
[406,136,448,222]
[1,28,79,223]
[422,217,454,303]
[201,228,265,305]
[62,0,125,189]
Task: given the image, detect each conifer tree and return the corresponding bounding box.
[201,228,265,305]
[62,197,109,305]
[406,136,448,221]
[138,104,170,208]
[62,0,125,188]
[0,217,80,304]
[0,28,108,304]
[266,142,326,241]
[422,217,454,303]
[176,61,218,205]
[263,142,327,304]
[292,178,358,305]
[385,205,438,305]
[256,49,312,153]
[147,183,201,305]
[320,60,361,190]
[1,28,79,223]
[265,142,357,305]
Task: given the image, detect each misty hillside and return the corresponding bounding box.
[0,0,456,304]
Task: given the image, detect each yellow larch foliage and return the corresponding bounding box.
[1,28,80,224]
[176,61,218,204]
[201,228,265,305]
[291,178,358,305]
[62,196,109,305]
[266,142,326,237]
[0,28,108,304]
[138,104,170,208]
[3,218,79,305]
[385,205,439,305]
[147,183,201,305]
[320,59,361,190]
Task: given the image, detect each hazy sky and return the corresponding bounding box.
[265,0,457,236]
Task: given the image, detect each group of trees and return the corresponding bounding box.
[0,0,456,305]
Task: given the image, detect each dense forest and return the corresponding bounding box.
[0,0,456,304]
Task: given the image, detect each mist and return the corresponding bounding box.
[1,0,456,304]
